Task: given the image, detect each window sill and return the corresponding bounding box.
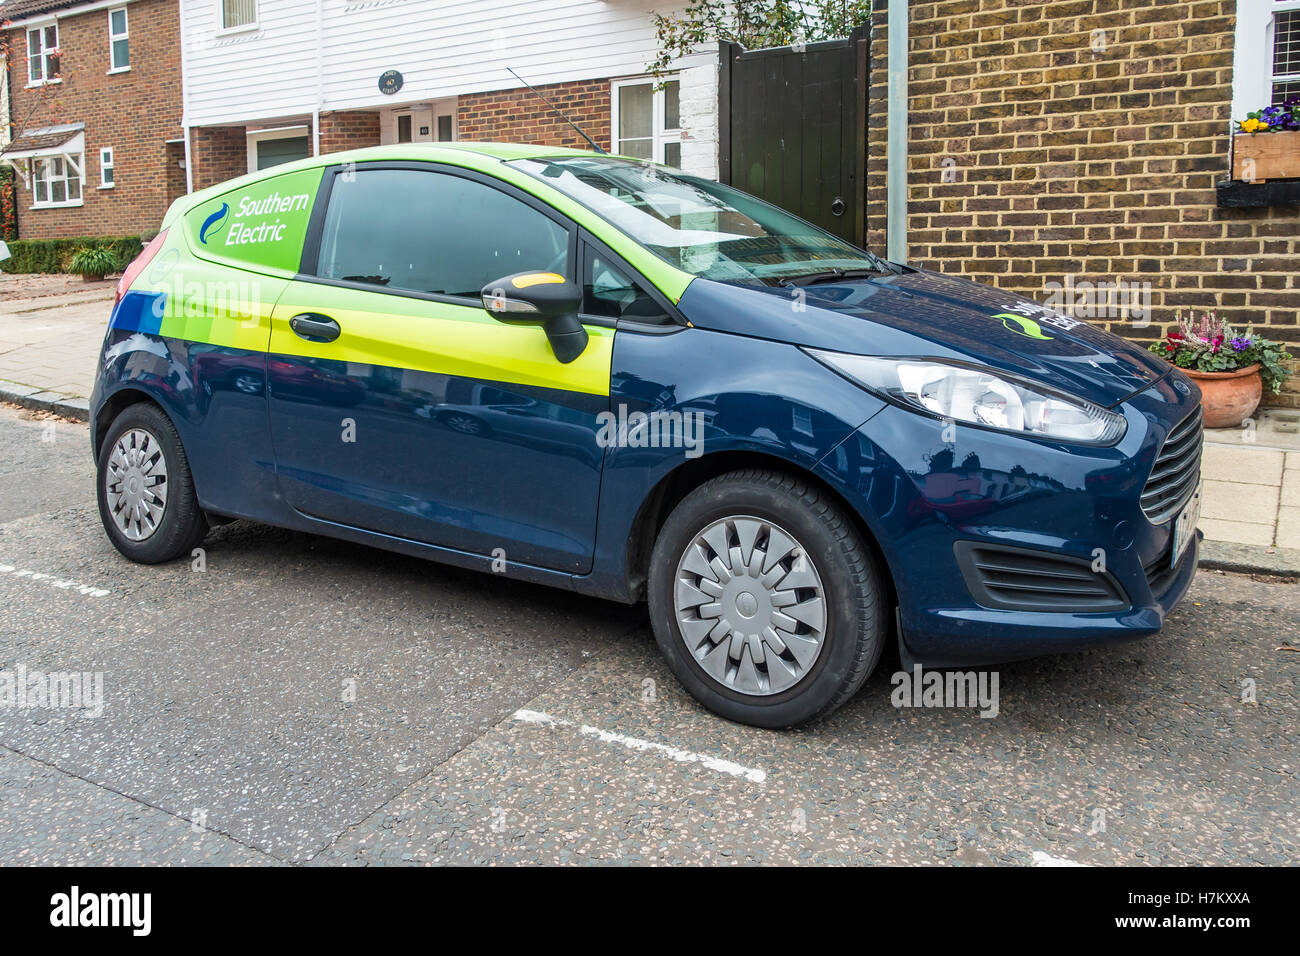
[97,184,115,190]
[107,66,131,75]
[25,78,63,89]
[215,22,259,37]
[30,200,85,210]
[1216,178,1300,208]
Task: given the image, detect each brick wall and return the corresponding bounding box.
[188,126,245,192]
[5,0,181,239]
[867,0,1300,407]
[458,79,612,151]
[319,111,381,154]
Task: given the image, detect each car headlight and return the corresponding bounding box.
[807,350,1127,445]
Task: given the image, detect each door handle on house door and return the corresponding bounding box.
[289,313,341,343]
[831,197,846,217]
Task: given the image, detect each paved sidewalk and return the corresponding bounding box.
[0,276,1296,560]
[0,276,113,400]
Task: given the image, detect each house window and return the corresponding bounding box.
[1275,8,1300,102]
[100,148,115,188]
[109,8,130,72]
[612,78,681,167]
[223,0,257,30]
[27,24,60,85]
[1233,1,1300,117]
[30,154,84,207]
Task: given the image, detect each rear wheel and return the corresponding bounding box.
[96,403,208,564]
[647,469,886,728]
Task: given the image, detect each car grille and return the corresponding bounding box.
[1141,406,1203,525]
[954,542,1128,613]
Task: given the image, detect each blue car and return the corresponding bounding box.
[91,144,1202,727]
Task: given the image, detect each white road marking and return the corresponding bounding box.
[1031,850,1089,867]
[513,708,767,784]
[0,563,110,597]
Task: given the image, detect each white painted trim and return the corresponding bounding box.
[1233,0,1300,120]
[108,6,130,73]
[245,127,312,174]
[246,124,310,136]
[25,19,59,87]
[610,75,682,163]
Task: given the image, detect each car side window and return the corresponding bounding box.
[314,167,570,299]
[582,249,672,324]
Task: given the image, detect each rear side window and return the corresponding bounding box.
[185,165,322,275]
[314,167,570,299]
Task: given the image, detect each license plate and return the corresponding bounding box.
[1171,481,1202,568]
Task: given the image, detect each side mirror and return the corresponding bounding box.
[481,271,588,364]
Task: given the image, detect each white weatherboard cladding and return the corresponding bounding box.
[181,0,693,126]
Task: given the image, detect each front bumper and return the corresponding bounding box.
[816,374,1201,667]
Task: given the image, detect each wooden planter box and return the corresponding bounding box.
[1233,130,1300,182]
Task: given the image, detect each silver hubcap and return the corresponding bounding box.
[105,428,168,542]
[673,515,827,697]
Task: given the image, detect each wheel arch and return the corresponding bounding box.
[93,387,167,463]
[623,449,900,615]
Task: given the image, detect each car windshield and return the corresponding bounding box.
[507,156,884,285]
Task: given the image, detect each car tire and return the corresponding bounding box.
[96,402,208,564]
[648,469,886,728]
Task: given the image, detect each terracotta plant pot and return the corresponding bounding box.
[1183,363,1262,429]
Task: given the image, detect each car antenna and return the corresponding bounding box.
[507,67,607,154]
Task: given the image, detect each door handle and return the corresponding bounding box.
[289,313,341,343]
[831,197,846,217]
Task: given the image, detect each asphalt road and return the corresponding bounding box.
[0,403,1296,865]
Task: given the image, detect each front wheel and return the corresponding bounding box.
[96,402,208,564]
[647,469,886,728]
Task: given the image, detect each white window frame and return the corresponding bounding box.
[611,77,686,166]
[26,21,61,87]
[220,0,259,34]
[246,125,310,174]
[381,100,457,145]
[1232,0,1300,119]
[28,152,85,209]
[99,147,115,189]
[108,7,130,74]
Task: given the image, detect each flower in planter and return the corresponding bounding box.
[1237,96,1300,133]
[1149,313,1293,395]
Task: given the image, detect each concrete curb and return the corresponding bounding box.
[1199,540,1300,578]
[0,379,90,422]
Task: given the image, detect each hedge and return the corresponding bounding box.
[0,236,143,275]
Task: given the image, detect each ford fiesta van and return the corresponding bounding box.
[91,144,1202,727]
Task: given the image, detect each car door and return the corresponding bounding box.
[266,162,614,573]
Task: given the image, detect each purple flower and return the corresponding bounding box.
[1230,337,1251,352]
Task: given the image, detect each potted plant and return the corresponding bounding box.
[1232,96,1300,182]
[66,245,120,282]
[1149,314,1293,428]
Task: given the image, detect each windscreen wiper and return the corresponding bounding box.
[779,267,884,287]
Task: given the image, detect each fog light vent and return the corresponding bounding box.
[954,542,1128,613]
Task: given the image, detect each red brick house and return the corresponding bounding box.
[0,0,184,239]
